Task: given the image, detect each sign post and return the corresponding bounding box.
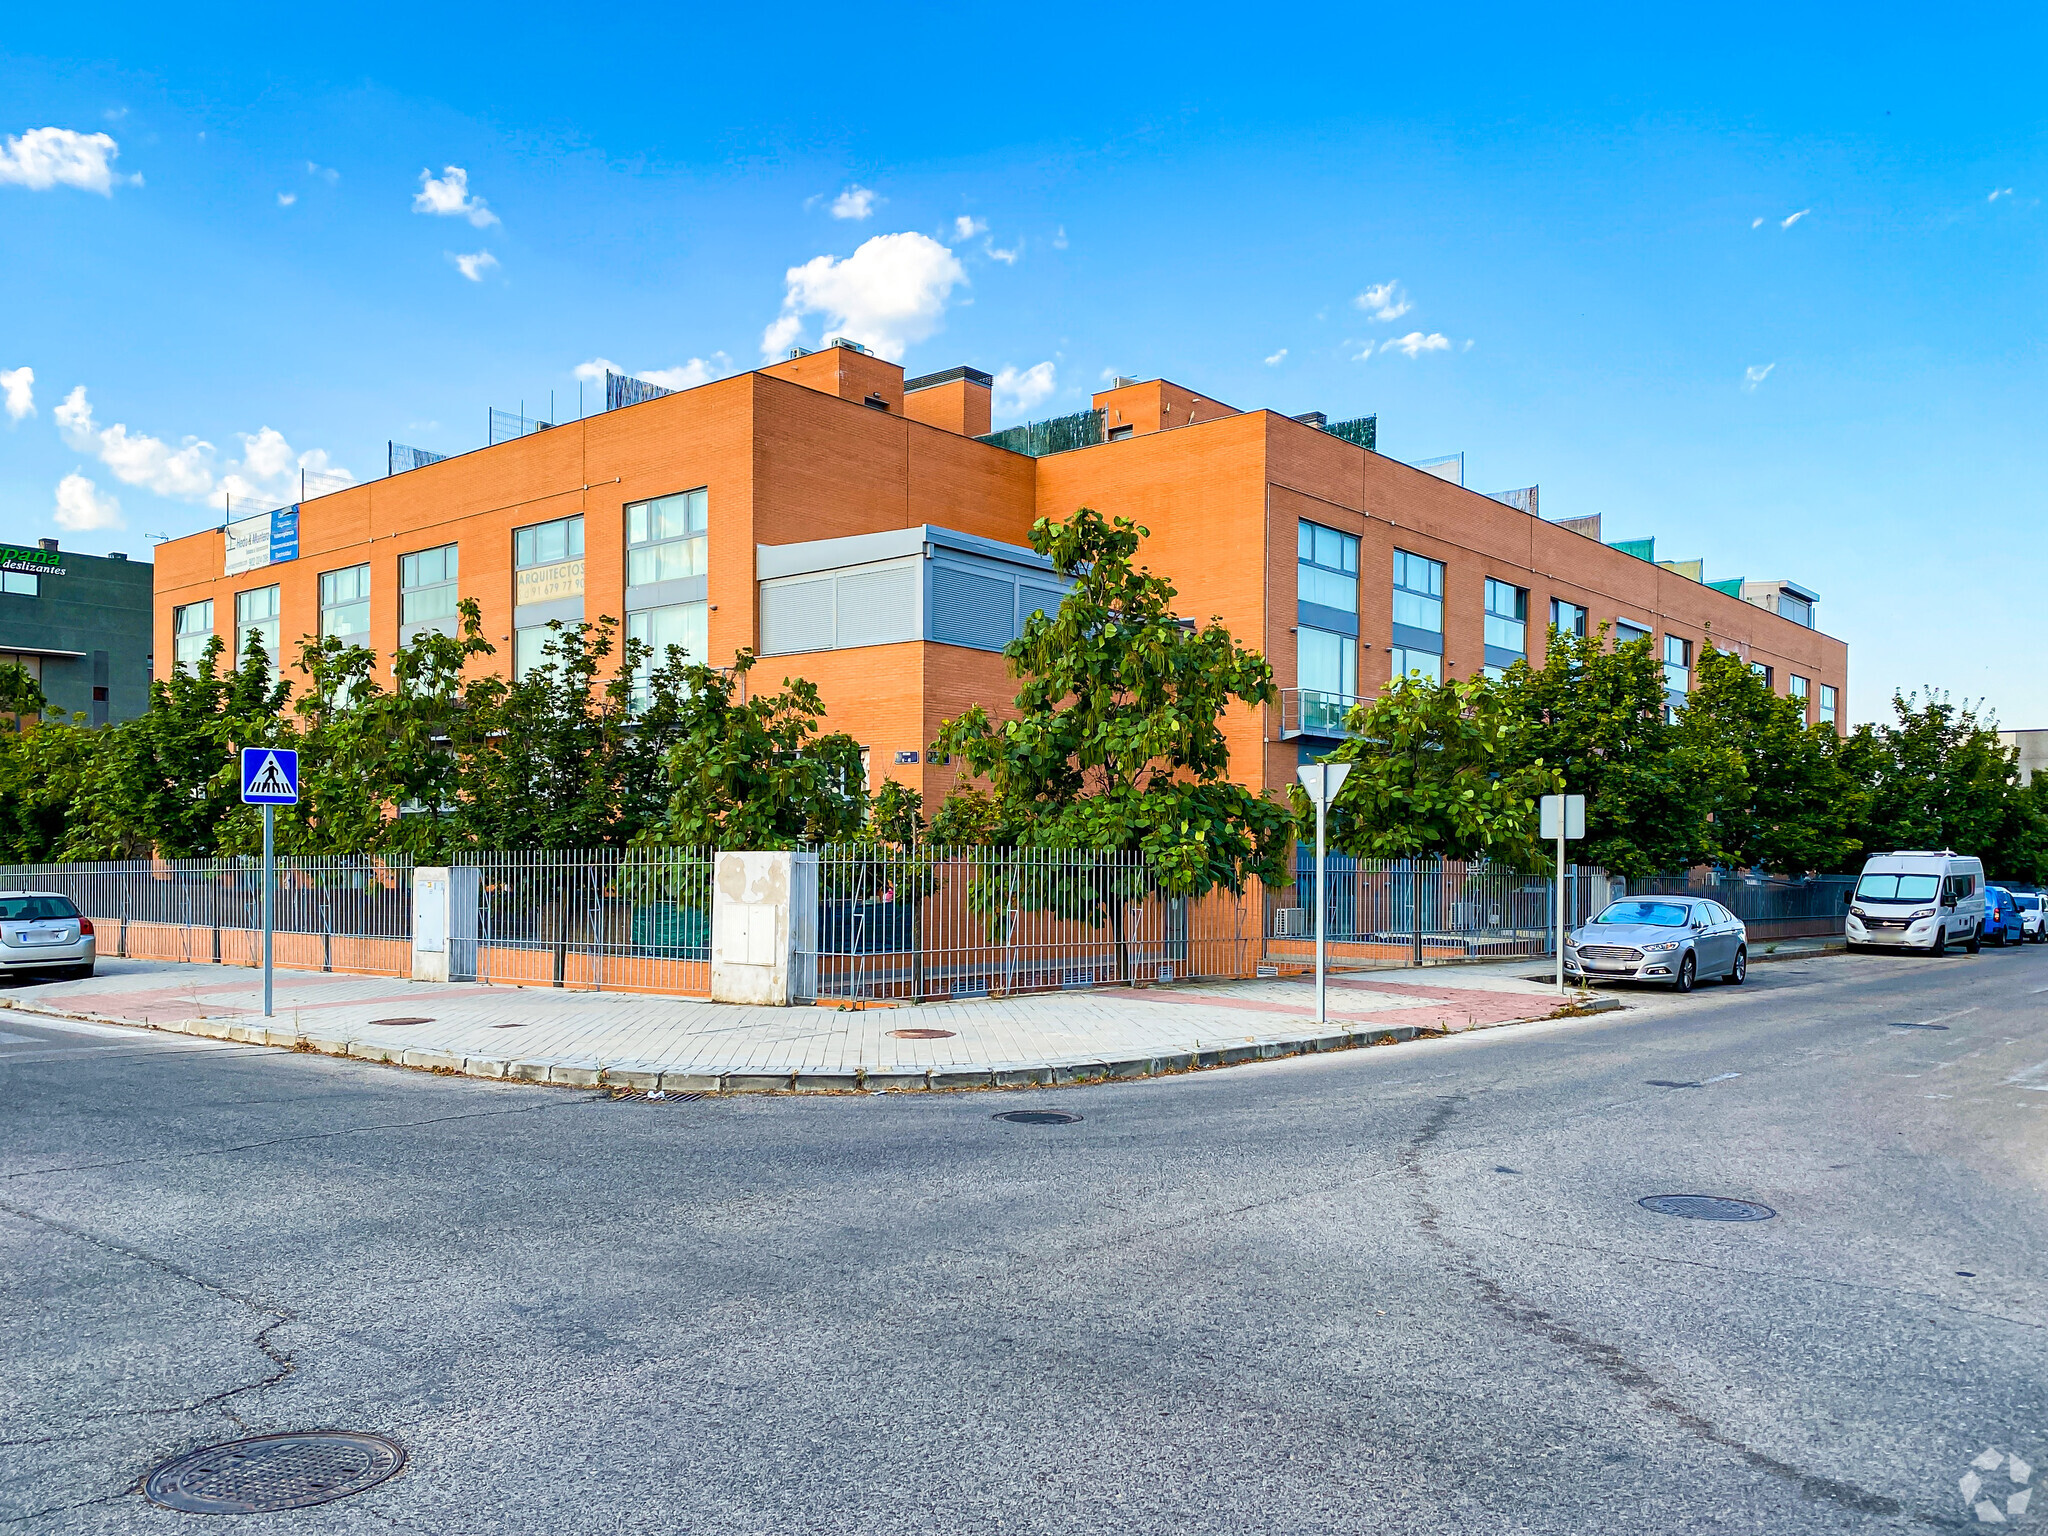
[1539,793,1586,994]
[240,747,300,1018]
[1296,761,1353,1024]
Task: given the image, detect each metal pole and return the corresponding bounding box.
[1555,823,1566,994]
[262,803,275,1018]
[1315,795,1327,1025]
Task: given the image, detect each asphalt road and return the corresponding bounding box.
[3,945,2045,1534]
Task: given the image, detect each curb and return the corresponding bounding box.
[0,991,1612,1096]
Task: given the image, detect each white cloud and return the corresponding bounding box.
[1381,332,1451,358]
[277,191,296,207]
[1264,348,1288,366]
[572,358,621,383]
[831,184,878,220]
[308,160,339,184]
[1780,208,1810,228]
[452,250,499,281]
[984,239,1021,264]
[1751,216,1765,228]
[1743,362,1774,391]
[575,354,731,391]
[1052,225,1068,250]
[1356,281,1412,322]
[953,215,987,239]
[992,362,1057,417]
[761,231,968,362]
[54,473,122,532]
[1,367,33,421]
[1990,187,2014,202]
[53,385,350,506]
[0,127,138,194]
[413,165,498,228]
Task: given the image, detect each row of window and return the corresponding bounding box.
[174,490,712,699]
[1294,519,1838,726]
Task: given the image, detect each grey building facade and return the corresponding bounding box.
[0,539,153,725]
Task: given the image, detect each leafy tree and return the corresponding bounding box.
[866,780,927,846]
[1311,673,1561,869]
[1492,625,1738,877]
[0,662,48,724]
[1844,690,2018,861]
[1673,646,1863,872]
[0,718,101,863]
[656,649,869,849]
[932,507,1292,894]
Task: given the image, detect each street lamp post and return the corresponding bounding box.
[1297,761,1353,1024]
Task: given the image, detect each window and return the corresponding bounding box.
[1388,647,1443,685]
[515,515,584,570]
[0,652,43,685]
[319,565,371,640]
[400,543,459,641]
[1392,549,1444,636]
[514,515,585,678]
[173,600,215,672]
[1550,599,1588,639]
[1663,635,1691,694]
[1789,674,1809,719]
[1779,593,1814,627]
[626,489,707,587]
[1108,424,1133,442]
[1820,683,1838,727]
[1,571,39,597]
[627,602,709,708]
[1614,620,1650,647]
[235,585,280,671]
[1750,661,1773,686]
[1483,579,1528,677]
[1297,522,1359,614]
[1297,627,1356,698]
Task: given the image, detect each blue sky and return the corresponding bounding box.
[3,4,2042,727]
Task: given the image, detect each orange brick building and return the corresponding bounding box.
[154,344,1848,808]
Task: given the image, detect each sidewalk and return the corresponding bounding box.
[0,958,1615,1093]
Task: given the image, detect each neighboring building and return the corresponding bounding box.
[2002,730,2048,788]
[0,539,153,725]
[153,346,1849,808]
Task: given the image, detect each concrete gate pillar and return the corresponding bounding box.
[711,851,816,1005]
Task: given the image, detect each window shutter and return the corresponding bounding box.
[760,577,835,655]
[930,565,1016,652]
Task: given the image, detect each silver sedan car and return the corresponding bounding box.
[0,890,96,980]
[1564,897,1747,992]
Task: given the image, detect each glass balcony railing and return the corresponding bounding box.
[1281,687,1362,739]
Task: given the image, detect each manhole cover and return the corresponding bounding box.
[1638,1194,1776,1222]
[143,1431,404,1514]
[1888,1021,1949,1030]
[994,1110,1082,1125]
[888,1028,956,1040]
[369,1017,434,1027]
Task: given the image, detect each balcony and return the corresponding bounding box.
[1280,687,1362,740]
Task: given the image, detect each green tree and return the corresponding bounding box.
[1674,646,1863,872]
[1311,673,1561,869]
[932,507,1292,895]
[0,662,48,724]
[0,718,102,863]
[655,649,869,849]
[1844,690,2017,860]
[1492,625,1737,877]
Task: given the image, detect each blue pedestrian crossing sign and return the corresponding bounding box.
[240,747,300,805]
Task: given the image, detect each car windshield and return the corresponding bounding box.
[2016,895,2041,910]
[1593,901,1691,928]
[0,896,78,921]
[1856,874,1941,902]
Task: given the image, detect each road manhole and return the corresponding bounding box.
[1888,1021,1949,1031]
[994,1110,1082,1125]
[143,1430,404,1514]
[1638,1194,1776,1222]
[888,1028,956,1040]
[369,1017,434,1028]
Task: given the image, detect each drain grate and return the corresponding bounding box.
[994,1110,1082,1125]
[1639,1194,1776,1222]
[888,1028,956,1040]
[369,1017,434,1027]
[608,1089,706,1103]
[143,1431,404,1514]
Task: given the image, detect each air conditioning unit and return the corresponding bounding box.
[1273,907,1309,937]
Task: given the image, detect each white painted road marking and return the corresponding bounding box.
[1702,1071,1742,1084]
[0,1031,39,1046]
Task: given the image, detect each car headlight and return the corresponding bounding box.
[1850,906,1867,919]
[1642,940,1681,952]
[1909,908,1936,920]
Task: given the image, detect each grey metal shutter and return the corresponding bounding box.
[930,564,1016,652]
[835,563,919,648]
[760,577,835,655]
[1017,580,1068,639]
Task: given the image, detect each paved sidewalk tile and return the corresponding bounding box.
[1,957,1606,1093]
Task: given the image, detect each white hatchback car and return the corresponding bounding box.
[0,891,96,980]
[2012,890,2047,944]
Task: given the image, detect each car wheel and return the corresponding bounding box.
[1674,952,1696,993]
[1931,927,1947,957]
[1727,946,1746,984]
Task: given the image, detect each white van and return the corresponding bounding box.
[1845,851,1985,955]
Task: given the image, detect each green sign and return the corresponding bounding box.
[0,546,64,575]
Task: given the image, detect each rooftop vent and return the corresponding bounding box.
[863,392,889,411]
[108,552,127,561]
[1291,411,1328,430]
[1111,376,1139,389]
[38,539,57,552]
[825,336,872,355]
[788,346,813,360]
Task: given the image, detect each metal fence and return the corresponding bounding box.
[3,856,416,976]
[1623,872,1856,937]
[1265,853,1608,966]
[796,845,1264,1002]
[450,847,715,995]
